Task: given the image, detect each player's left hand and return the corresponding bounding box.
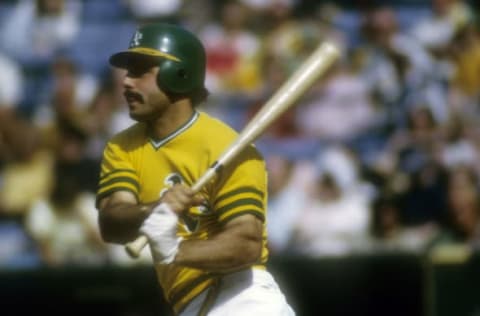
[139,185,204,264]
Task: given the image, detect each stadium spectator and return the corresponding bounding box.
[296,53,378,142]
[448,22,480,109]
[0,0,82,65]
[438,114,478,169]
[25,180,105,266]
[368,192,438,253]
[359,6,448,126]
[24,122,105,266]
[180,0,215,31]
[0,117,52,268]
[83,68,134,161]
[200,0,263,96]
[0,53,24,111]
[429,165,480,250]
[411,0,474,55]
[34,55,98,131]
[0,119,54,216]
[384,106,449,227]
[0,53,25,165]
[266,155,310,254]
[124,0,183,24]
[288,146,372,256]
[261,0,327,75]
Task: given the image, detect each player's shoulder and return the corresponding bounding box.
[195,111,238,139]
[196,111,264,160]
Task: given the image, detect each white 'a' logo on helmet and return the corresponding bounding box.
[131,31,143,47]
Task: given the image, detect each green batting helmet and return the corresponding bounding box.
[109,23,206,94]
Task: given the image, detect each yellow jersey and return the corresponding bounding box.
[96,111,269,313]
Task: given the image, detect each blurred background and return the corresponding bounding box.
[0,0,479,315]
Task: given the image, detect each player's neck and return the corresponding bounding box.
[148,99,195,140]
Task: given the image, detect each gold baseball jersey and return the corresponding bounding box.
[96,111,269,314]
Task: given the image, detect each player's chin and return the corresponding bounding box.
[129,110,149,122]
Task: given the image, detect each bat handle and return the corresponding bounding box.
[125,235,148,258]
[191,166,218,193]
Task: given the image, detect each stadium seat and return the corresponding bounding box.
[67,21,137,76]
[81,0,130,22]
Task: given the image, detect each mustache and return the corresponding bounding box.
[124,90,144,103]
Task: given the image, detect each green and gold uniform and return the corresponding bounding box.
[96,111,269,314]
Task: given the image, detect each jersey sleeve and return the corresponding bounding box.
[96,140,140,207]
[212,145,267,224]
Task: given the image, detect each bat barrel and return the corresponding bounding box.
[216,42,339,168]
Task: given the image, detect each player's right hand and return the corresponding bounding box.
[160,184,204,215]
[140,203,181,264]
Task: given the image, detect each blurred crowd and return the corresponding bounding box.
[0,0,479,268]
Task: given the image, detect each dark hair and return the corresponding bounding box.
[370,193,403,238]
[189,86,210,107]
[169,86,209,107]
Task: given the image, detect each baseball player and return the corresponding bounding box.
[96,23,295,316]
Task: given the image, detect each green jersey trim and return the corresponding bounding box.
[149,111,200,150]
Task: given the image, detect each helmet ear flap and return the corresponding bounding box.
[157,59,192,94]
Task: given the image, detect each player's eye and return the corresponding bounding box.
[127,67,150,78]
[125,58,158,78]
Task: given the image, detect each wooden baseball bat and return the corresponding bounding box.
[125,41,340,258]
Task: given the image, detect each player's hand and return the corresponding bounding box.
[140,203,181,264]
[160,184,205,215]
[139,185,203,264]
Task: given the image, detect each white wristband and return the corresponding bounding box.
[140,203,182,264]
[157,236,183,264]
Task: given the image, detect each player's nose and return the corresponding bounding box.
[123,75,135,89]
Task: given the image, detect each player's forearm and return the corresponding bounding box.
[99,202,154,244]
[173,236,262,273]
